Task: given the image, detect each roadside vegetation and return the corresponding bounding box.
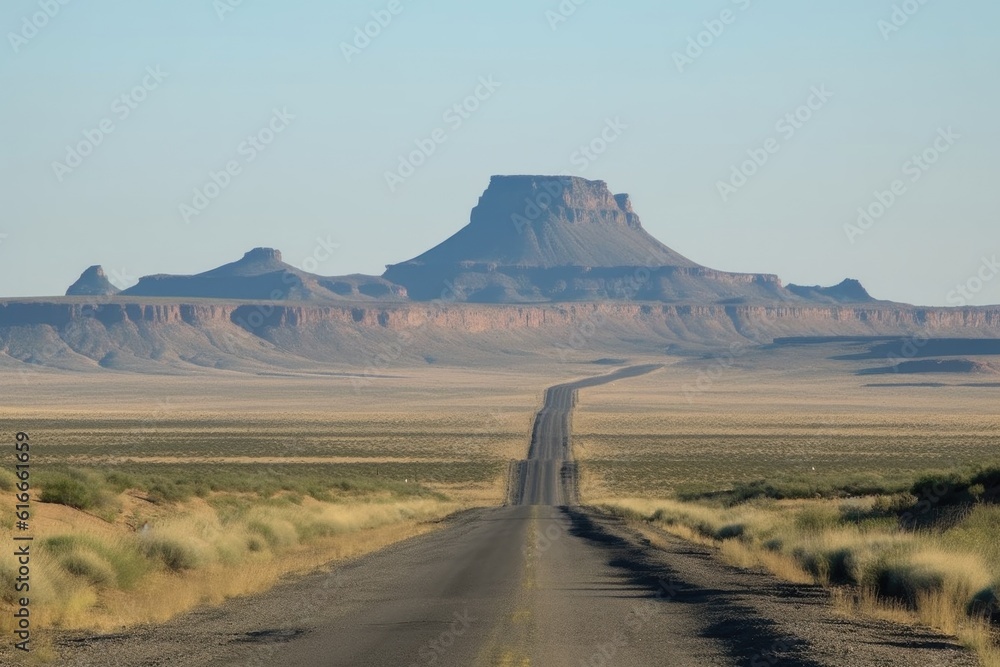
[35,464,446,508]
[597,465,1000,666]
[0,465,462,638]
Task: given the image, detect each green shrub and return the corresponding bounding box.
[967,586,1000,621]
[39,472,121,521]
[43,535,149,589]
[40,474,99,510]
[104,471,137,493]
[942,505,1000,567]
[763,538,783,552]
[43,535,81,556]
[247,519,298,548]
[715,523,746,540]
[696,473,916,506]
[792,546,855,585]
[146,480,193,504]
[874,562,944,608]
[139,536,201,571]
[970,467,1000,504]
[62,552,116,587]
[795,506,840,533]
[292,519,341,541]
[0,560,18,604]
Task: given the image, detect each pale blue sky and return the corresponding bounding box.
[1,0,998,305]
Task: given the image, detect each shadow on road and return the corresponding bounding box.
[562,506,826,667]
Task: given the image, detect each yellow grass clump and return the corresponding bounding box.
[600,496,1000,665]
[0,493,458,634]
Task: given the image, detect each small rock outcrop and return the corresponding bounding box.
[787,279,874,303]
[66,266,121,296]
[120,248,405,302]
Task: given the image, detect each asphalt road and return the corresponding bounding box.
[58,366,978,667]
[511,363,663,506]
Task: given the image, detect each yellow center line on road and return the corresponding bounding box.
[473,507,537,667]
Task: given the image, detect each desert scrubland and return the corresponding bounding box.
[3,343,999,663]
[0,364,571,656]
[576,348,1000,665]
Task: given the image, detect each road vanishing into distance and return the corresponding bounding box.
[61,366,977,667]
[510,363,664,506]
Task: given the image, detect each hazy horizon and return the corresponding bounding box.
[2,0,998,306]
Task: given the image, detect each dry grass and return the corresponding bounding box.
[576,351,1000,662]
[574,355,1000,498]
[0,364,571,649]
[67,505,449,631]
[0,490,459,633]
[6,346,1000,660]
[602,496,1000,666]
[832,587,1000,666]
[0,367,546,511]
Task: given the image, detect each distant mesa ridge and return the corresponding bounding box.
[121,247,406,302]
[786,279,873,303]
[3,174,994,374]
[4,298,1000,374]
[68,175,871,305]
[381,175,865,304]
[385,175,700,271]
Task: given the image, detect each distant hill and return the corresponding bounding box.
[390,175,701,270]
[122,248,406,302]
[13,173,985,375]
[383,175,863,304]
[63,176,874,307]
[787,279,876,304]
[66,266,121,297]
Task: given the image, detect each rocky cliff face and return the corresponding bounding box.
[382,175,853,304]
[470,175,648,234]
[34,174,988,374]
[384,175,702,285]
[3,299,1000,373]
